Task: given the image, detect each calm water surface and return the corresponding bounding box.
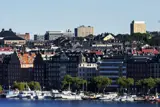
[0,99,159,107]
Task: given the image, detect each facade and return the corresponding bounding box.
[78,53,98,81]
[74,25,94,37]
[130,21,146,34]
[1,52,21,89]
[63,29,74,37]
[45,31,63,40]
[34,34,45,41]
[33,53,47,89]
[17,33,30,40]
[46,52,80,89]
[127,55,160,80]
[98,56,126,91]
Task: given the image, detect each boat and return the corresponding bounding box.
[113,97,121,101]
[43,91,52,99]
[61,94,82,100]
[18,91,32,99]
[99,92,117,100]
[35,91,44,100]
[61,91,82,100]
[82,95,97,100]
[2,90,19,98]
[52,90,62,99]
[126,96,134,102]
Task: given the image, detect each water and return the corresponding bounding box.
[0,99,159,107]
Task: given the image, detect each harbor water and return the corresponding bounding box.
[0,99,159,107]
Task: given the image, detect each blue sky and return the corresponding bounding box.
[0,0,160,37]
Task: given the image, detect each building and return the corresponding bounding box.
[98,56,126,91]
[17,53,35,82]
[33,53,47,89]
[34,34,45,41]
[46,52,80,89]
[63,29,74,37]
[74,25,94,37]
[45,31,63,40]
[127,55,160,80]
[0,29,26,45]
[78,53,98,81]
[130,21,146,34]
[17,33,30,40]
[0,47,14,55]
[1,52,21,89]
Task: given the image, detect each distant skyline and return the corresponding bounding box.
[0,0,160,37]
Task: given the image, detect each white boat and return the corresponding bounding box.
[35,91,44,100]
[42,91,52,99]
[113,97,121,101]
[61,94,82,100]
[100,92,118,100]
[120,96,127,102]
[61,91,82,100]
[18,91,31,99]
[3,90,19,98]
[126,97,134,102]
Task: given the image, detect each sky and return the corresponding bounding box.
[0,0,160,38]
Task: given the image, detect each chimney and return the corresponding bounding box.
[2,29,4,32]
[9,28,12,32]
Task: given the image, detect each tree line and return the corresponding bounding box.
[62,75,160,94]
[13,81,41,91]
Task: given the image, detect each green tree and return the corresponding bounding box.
[93,76,112,93]
[34,82,41,90]
[28,81,35,90]
[143,77,156,94]
[62,75,73,90]
[136,79,144,94]
[154,78,160,94]
[117,77,127,93]
[72,77,86,91]
[0,85,3,91]
[28,81,41,90]
[126,78,134,94]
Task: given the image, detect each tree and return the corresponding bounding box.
[117,77,134,94]
[34,82,41,90]
[72,77,87,91]
[126,78,134,93]
[117,77,127,93]
[28,81,41,90]
[154,78,160,94]
[0,85,3,91]
[93,76,112,93]
[143,77,156,94]
[62,75,73,90]
[13,82,26,91]
[28,81,35,90]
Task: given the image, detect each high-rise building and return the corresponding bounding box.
[130,21,146,34]
[74,25,94,37]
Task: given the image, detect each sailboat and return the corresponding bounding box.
[61,83,82,100]
[18,83,35,99]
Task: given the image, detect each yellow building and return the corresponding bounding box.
[74,25,94,37]
[130,21,146,34]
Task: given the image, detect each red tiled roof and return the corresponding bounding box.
[0,47,13,51]
[90,51,103,55]
[18,53,36,64]
[132,49,159,54]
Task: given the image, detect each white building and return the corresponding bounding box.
[78,53,98,81]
